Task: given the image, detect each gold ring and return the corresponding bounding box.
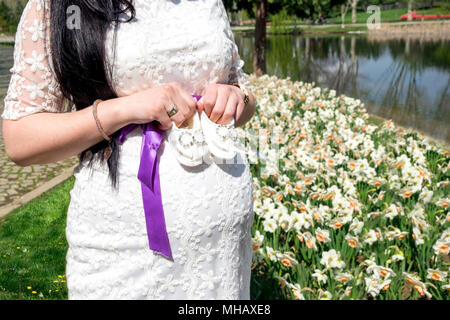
[167,105,178,117]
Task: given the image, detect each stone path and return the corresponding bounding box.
[0,43,79,212]
[0,144,79,207]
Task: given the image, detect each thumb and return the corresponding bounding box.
[196,96,204,111]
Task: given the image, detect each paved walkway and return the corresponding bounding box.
[0,43,79,214]
[0,144,79,208]
[0,122,79,210]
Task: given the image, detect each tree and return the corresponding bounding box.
[337,0,360,28]
[254,0,267,76]
[0,0,25,33]
[351,0,358,24]
[224,0,347,76]
[407,0,414,21]
[396,0,416,21]
[0,15,7,33]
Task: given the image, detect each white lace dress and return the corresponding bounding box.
[2,0,254,299]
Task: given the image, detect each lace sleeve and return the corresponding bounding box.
[227,30,250,88]
[219,1,250,88]
[1,0,74,120]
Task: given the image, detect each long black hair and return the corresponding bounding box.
[48,0,136,189]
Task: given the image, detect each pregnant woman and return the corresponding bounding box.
[2,0,256,299]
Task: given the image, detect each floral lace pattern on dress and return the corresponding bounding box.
[2,0,254,299]
[1,0,75,120]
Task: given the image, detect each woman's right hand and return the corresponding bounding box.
[124,82,198,130]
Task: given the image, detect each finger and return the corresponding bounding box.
[155,106,173,131]
[209,87,229,123]
[165,102,185,128]
[168,93,193,128]
[157,121,172,131]
[202,86,217,118]
[177,88,198,118]
[217,93,238,125]
[235,100,245,125]
[196,97,205,117]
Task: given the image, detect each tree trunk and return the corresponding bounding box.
[341,4,346,29]
[407,1,413,21]
[351,0,358,24]
[253,0,267,76]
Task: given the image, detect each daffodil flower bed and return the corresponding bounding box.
[242,74,449,300]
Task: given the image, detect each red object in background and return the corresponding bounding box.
[266,21,271,25]
[400,11,418,20]
[242,20,253,25]
[400,11,450,20]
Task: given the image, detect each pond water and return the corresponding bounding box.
[235,33,450,145]
[1,34,449,144]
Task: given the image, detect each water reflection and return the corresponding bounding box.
[235,34,450,144]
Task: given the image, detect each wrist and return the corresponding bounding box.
[95,96,135,135]
[234,87,255,127]
[112,95,136,127]
[231,82,250,107]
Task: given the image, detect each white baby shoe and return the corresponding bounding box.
[168,111,207,167]
[167,96,240,167]
[200,110,238,162]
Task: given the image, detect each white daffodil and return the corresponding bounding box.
[335,272,353,284]
[252,230,264,251]
[318,290,333,300]
[265,246,278,262]
[432,239,449,256]
[287,283,305,300]
[363,230,379,245]
[262,218,278,233]
[315,228,331,244]
[348,218,364,235]
[426,269,448,282]
[320,249,345,269]
[384,204,399,220]
[312,269,328,284]
[364,275,391,298]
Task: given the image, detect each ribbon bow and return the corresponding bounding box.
[118,94,202,260]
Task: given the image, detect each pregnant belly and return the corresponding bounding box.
[66,126,254,251]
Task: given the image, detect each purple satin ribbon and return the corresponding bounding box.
[118,94,202,260]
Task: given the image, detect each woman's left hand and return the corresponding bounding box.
[197,83,246,125]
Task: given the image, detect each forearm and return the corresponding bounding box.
[235,90,256,127]
[2,96,133,166]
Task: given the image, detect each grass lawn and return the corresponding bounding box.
[0,176,73,300]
